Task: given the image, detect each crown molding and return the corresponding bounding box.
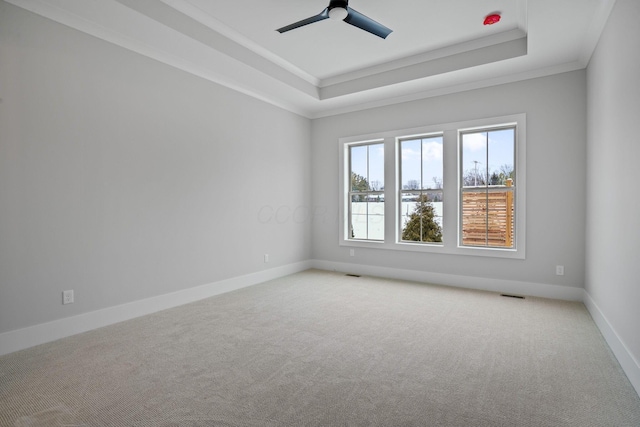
[578,0,617,66]
[309,61,585,119]
[5,0,614,119]
[157,0,320,87]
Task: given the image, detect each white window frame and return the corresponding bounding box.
[347,140,386,241]
[459,124,517,250]
[397,132,444,245]
[338,114,526,259]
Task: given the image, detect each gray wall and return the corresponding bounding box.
[586,0,640,375]
[0,3,311,334]
[3,0,619,348]
[311,71,587,290]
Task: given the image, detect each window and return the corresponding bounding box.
[399,134,443,243]
[338,114,525,259]
[348,142,385,241]
[460,126,515,248]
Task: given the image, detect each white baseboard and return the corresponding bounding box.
[583,291,640,396]
[6,257,634,404]
[310,259,584,301]
[311,260,640,395]
[0,261,312,357]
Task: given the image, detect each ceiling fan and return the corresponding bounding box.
[276,0,393,39]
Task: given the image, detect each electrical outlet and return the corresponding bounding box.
[349,249,355,257]
[62,290,74,305]
[264,254,269,263]
[556,265,565,276]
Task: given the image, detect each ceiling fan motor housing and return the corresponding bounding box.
[329,0,349,12]
[277,0,391,39]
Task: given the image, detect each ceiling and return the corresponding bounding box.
[7,0,615,118]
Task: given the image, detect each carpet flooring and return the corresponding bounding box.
[1,269,639,426]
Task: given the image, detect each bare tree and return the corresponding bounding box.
[404,179,420,190]
[370,180,382,191]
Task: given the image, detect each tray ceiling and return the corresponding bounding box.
[7,0,615,118]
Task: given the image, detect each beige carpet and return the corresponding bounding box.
[1,269,639,426]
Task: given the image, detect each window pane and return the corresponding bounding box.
[422,136,443,190]
[350,145,368,192]
[367,201,385,241]
[401,192,421,232]
[461,191,488,246]
[348,142,384,241]
[401,136,443,190]
[368,144,384,191]
[487,128,515,186]
[460,126,516,249]
[462,189,515,248]
[461,132,487,187]
[400,136,443,244]
[401,139,421,189]
[350,195,384,241]
[350,195,367,239]
[401,192,443,243]
[487,189,514,247]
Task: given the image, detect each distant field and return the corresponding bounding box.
[351,202,443,241]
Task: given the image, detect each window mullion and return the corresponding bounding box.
[365,145,369,239]
[340,113,524,258]
[485,132,489,246]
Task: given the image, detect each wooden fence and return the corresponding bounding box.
[461,180,514,247]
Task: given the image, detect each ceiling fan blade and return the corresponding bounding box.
[276,8,330,33]
[344,7,392,39]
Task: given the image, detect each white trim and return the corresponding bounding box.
[310,62,586,120]
[4,0,602,120]
[578,0,617,66]
[158,0,320,87]
[583,291,640,396]
[0,261,312,356]
[338,114,526,260]
[6,257,638,400]
[456,118,526,259]
[5,257,638,400]
[310,259,583,301]
[320,29,527,88]
[4,0,315,117]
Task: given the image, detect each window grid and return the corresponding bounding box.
[459,126,516,249]
[348,142,384,241]
[338,114,525,259]
[398,135,443,244]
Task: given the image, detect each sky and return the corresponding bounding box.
[350,143,385,190]
[400,135,443,189]
[461,128,515,184]
[350,127,515,191]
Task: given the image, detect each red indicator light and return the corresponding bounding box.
[484,14,501,25]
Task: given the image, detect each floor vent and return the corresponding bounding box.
[501,294,525,299]
[345,274,361,277]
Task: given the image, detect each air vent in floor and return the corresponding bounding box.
[501,294,525,299]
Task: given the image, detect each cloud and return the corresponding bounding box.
[422,141,443,161]
[401,139,443,162]
[373,144,384,158]
[463,133,487,152]
[401,147,421,161]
